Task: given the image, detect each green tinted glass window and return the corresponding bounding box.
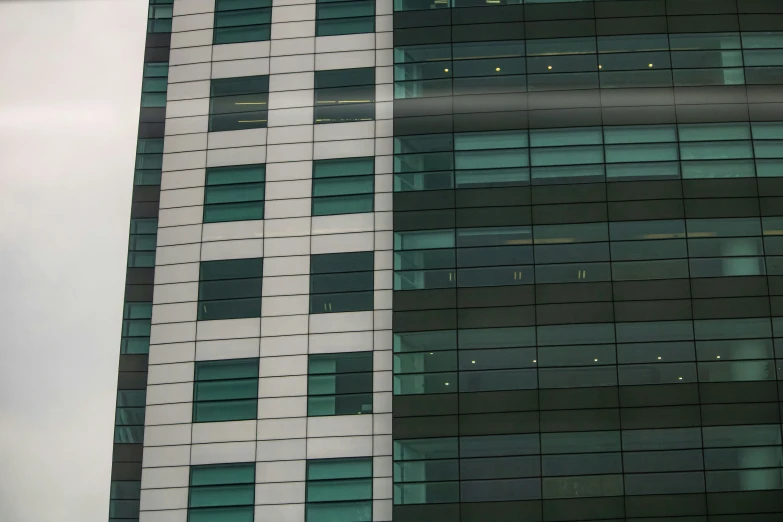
[314,68,375,124]
[135,138,163,185]
[210,76,269,132]
[308,352,373,416]
[128,218,157,268]
[204,164,265,222]
[198,258,263,321]
[189,463,255,522]
[310,252,373,313]
[306,458,372,522]
[193,359,259,422]
[148,4,173,32]
[214,0,272,44]
[316,0,374,37]
[312,157,374,216]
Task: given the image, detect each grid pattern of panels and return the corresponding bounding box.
[392,1,783,521]
[139,0,394,520]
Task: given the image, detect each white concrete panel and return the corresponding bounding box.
[168,62,212,84]
[212,41,271,61]
[255,460,306,483]
[374,270,393,291]
[201,220,264,242]
[264,197,311,219]
[310,311,373,333]
[258,375,307,398]
[145,403,193,426]
[164,115,209,135]
[257,396,307,418]
[196,337,261,361]
[257,418,307,441]
[313,138,374,160]
[156,243,202,265]
[212,58,269,78]
[308,415,373,438]
[263,236,310,257]
[151,301,198,325]
[315,33,375,54]
[374,310,392,330]
[147,362,194,385]
[373,434,393,456]
[172,12,214,32]
[143,423,192,446]
[307,435,373,459]
[308,331,374,354]
[260,334,309,357]
[267,106,314,127]
[266,143,313,165]
[268,89,313,110]
[200,238,264,260]
[191,441,257,465]
[264,217,310,238]
[266,124,313,146]
[263,255,310,277]
[196,318,261,341]
[150,321,197,345]
[272,3,315,23]
[256,438,307,461]
[154,263,200,285]
[316,50,374,70]
[163,132,208,154]
[170,28,213,49]
[139,510,187,522]
[265,160,312,181]
[141,466,190,490]
[258,354,307,377]
[261,294,309,317]
[374,290,392,310]
[161,168,206,190]
[374,330,392,351]
[207,128,267,150]
[260,314,309,337]
[207,145,266,167]
[162,150,207,172]
[148,342,196,365]
[269,71,314,93]
[159,187,205,209]
[173,0,215,16]
[374,499,393,522]
[373,413,392,435]
[192,420,257,444]
[169,45,212,66]
[270,36,316,57]
[313,121,374,142]
[311,213,373,236]
[142,445,191,468]
[269,52,314,74]
[254,504,304,522]
[152,282,198,305]
[311,232,373,254]
[255,482,306,505]
[139,487,189,512]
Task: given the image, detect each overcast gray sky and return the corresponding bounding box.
[0,1,148,519]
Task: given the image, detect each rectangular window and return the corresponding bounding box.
[148,0,173,33]
[198,258,263,321]
[141,61,168,108]
[310,252,374,313]
[316,0,374,37]
[204,164,265,222]
[193,359,259,423]
[189,462,255,521]
[312,157,374,216]
[210,76,269,132]
[214,0,272,45]
[114,390,146,443]
[121,302,151,354]
[308,352,373,416]
[128,218,157,268]
[314,68,375,124]
[306,458,372,522]
[135,138,163,185]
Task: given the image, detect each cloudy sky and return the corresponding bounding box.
[0,0,148,519]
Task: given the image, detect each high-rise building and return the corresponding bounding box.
[109,0,783,521]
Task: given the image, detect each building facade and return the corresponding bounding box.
[109,0,783,521]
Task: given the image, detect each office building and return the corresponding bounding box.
[109,0,783,521]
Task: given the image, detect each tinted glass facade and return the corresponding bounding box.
[392,0,783,521]
[115,0,783,521]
